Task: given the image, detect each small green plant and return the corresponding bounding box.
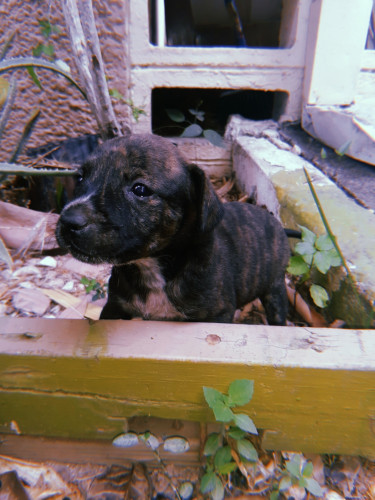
[80,277,106,301]
[109,88,146,122]
[287,225,342,308]
[166,103,224,148]
[28,19,62,89]
[270,453,323,499]
[201,379,258,500]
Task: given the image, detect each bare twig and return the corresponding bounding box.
[60,0,126,139]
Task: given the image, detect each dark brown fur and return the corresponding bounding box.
[56,134,290,324]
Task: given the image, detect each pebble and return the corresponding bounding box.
[324,491,345,500]
[38,256,57,268]
[12,289,51,316]
[44,278,65,289]
[12,266,41,278]
[62,280,75,292]
[19,281,35,289]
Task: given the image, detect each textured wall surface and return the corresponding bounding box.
[0,0,129,160]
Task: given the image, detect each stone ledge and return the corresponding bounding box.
[226,116,375,327]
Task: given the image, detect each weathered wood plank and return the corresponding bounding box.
[0,418,209,467]
[0,318,374,458]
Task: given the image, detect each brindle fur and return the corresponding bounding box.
[56,134,290,324]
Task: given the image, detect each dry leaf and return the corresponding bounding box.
[286,283,327,327]
[0,455,84,499]
[0,201,59,252]
[39,288,82,310]
[12,288,51,315]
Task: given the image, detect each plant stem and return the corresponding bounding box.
[303,167,355,284]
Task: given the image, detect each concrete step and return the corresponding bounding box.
[225,115,374,327]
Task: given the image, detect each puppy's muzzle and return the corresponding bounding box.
[59,204,89,234]
[56,201,98,259]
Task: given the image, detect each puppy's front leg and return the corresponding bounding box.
[260,276,288,326]
[100,299,132,320]
[100,267,135,320]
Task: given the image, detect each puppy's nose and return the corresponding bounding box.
[60,205,88,231]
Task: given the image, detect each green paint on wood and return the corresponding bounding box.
[1,355,374,457]
[0,319,374,458]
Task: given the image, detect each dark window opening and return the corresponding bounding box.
[149,0,284,48]
[152,88,288,137]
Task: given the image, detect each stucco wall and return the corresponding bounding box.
[0,0,129,161]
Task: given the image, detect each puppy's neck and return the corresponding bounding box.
[128,257,166,291]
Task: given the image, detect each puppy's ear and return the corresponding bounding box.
[188,164,224,233]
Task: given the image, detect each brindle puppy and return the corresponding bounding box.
[56,134,290,324]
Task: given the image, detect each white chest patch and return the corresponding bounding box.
[127,257,185,320]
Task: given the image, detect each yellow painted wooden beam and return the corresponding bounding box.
[0,318,374,458]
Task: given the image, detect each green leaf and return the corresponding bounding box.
[315,233,334,251]
[299,225,317,244]
[279,475,292,491]
[214,446,232,468]
[188,108,205,121]
[39,19,54,38]
[166,108,185,123]
[295,240,315,258]
[210,475,224,500]
[304,477,323,497]
[32,43,54,59]
[109,88,125,100]
[216,461,237,475]
[310,284,329,308]
[285,455,302,478]
[203,387,224,408]
[236,439,258,461]
[203,129,225,148]
[270,491,280,500]
[313,247,341,274]
[320,147,327,159]
[287,255,309,276]
[32,44,43,57]
[302,461,313,477]
[38,19,60,38]
[212,400,234,422]
[233,413,258,435]
[204,433,221,456]
[228,426,246,440]
[313,250,334,274]
[200,472,217,494]
[327,247,342,267]
[27,66,42,90]
[228,379,254,406]
[181,123,203,138]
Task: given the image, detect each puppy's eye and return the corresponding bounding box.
[131,183,153,198]
[76,173,83,184]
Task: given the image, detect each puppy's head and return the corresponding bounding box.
[55,134,223,264]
